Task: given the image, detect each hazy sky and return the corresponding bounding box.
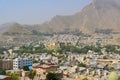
[0,0,91,25]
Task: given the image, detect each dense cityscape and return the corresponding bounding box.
[0,34,120,80]
[0,0,120,80]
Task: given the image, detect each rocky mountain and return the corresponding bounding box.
[39,0,120,34]
[0,0,120,35]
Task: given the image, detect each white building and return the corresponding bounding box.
[13,58,32,70]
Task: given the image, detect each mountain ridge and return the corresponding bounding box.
[0,0,120,35]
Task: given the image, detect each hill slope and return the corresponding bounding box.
[0,0,120,35]
[37,0,120,34]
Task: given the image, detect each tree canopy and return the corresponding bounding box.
[46,72,61,80]
[28,70,36,80]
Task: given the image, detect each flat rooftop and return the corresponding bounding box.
[0,75,8,79]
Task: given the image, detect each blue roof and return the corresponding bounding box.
[92,59,97,63]
[0,75,8,79]
[28,66,33,70]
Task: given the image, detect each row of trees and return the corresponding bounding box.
[14,45,101,55]
[14,45,118,54]
[13,44,54,55]
[4,44,120,56]
[104,45,120,54]
[60,45,101,53]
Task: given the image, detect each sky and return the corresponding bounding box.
[0,0,91,25]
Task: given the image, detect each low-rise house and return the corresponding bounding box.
[34,61,59,79]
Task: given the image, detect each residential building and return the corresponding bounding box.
[13,58,32,70]
[0,59,13,70]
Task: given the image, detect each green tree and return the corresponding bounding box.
[6,72,20,80]
[83,56,87,61]
[28,70,36,80]
[0,70,6,75]
[0,47,6,54]
[103,56,108,59]
[82,78,89,80]
[33,60,39,63]
[23,66,29,71]
[105,45,116,53]
[46,72,61,80]
[109,67,115,72]
[78,63,86,67]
